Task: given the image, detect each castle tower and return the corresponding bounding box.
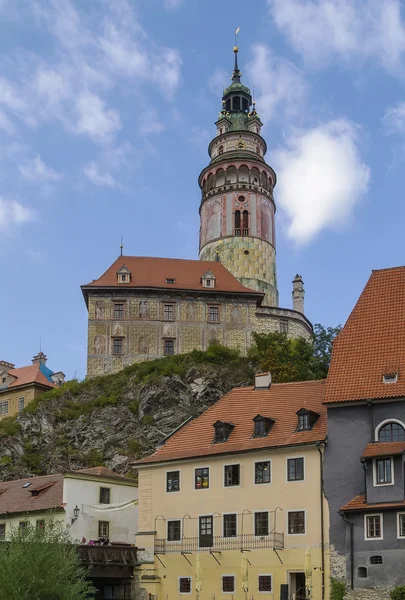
[198,45,278,306]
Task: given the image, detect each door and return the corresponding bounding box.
[289,573,306,600]
[199,516,213,548]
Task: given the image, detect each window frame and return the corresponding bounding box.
[166,470,180,493]
[167,519,181,542]
[375,419,405,442]
[207,304,220,323]
[163,303,175,321]
[287,457,305,482]
[99,487,111,504]
[178,577,192,595]
[297,412,310,431]
[36,519,45,533]
[98,520,110,538]
[194,467,210,490]
[112,337,124,355]
[164,339,175,356]
[113,302,125,320]
[0,523,5,540]
[254,510,270,537]
[223,513,238,538]
[254,460,271,485]
[397,513,405,539]
[364,513,383,541]
[2,401,8,415]
[370,555,383,565]
[373,457,394,486]
[287,510,306,536]
[257,574,273,593]
[279,319,289,334]
[222,575,236,594]
[224,463,240,487]
[18,397,25,411]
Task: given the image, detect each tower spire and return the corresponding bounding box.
[232,26,241,83]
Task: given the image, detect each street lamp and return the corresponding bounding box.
[71,505,80,524]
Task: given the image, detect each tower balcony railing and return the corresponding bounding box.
[155,533,284,554]
[203,182,273,202]
[234,229,249,236]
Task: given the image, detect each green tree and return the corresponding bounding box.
[312,323,342,376]
[391,587,405,600]
[0,516,95,600]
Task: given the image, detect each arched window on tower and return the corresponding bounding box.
[242,210,249,235]
[239,165,249,183]
[207,173,215,191]
[216,168,225,187]
[242,98,249,112]
[226,166,237,184]
[234,210,241,235]
[225,99,231,111]
[218,145,223,155]
[251,167,260,186]
[233,96,241,111]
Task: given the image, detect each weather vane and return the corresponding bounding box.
[234,26,240,49]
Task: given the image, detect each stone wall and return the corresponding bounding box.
[344,589,390,600]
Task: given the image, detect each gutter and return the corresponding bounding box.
[316,442,325,600]
[340,512,354,590]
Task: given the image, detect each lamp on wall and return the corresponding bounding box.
[71,505,80,524]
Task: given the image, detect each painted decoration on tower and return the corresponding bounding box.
[204,198,222,244]
[139,300,149,320]
[260,199,273,244]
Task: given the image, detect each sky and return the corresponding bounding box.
[1,0,404,379]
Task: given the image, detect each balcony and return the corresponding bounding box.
[78,545,137,577]
[155,533,284,554]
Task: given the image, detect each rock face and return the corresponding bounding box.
[0,359,251,481]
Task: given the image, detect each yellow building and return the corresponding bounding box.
[134,374,329,600]
[0,352,65,419]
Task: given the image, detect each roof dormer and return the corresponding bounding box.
[213,420,234,444]
[296,408,320,431]
[252,414,275,438]
[201,270,216,289]
[117,265,131,284]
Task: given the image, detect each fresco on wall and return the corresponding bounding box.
[187,302,197,321]
[139,300,149,319]
[138,335,149,354]
[205,198,221,243]
[95,300,104,319]
[260,199,272,244]
[94,334,105,354]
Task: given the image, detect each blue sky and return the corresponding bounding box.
[1,0,404,379]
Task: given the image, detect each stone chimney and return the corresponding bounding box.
[32,351,47,366]
[292,274,305,314]
[254,372,272,390]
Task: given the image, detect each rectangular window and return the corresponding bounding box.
[258,575,272,592]
[2,401,8,415]
[0,523,5,540]
[179,577,191,594]
[98,521,110,538]
[195,467,209,489]
[208,306,219,323]
[114,303,124,319]
[166,470,180,492]
[19,521,27,532]
[167,520,181,541]
[18,397,25,411]
[399,514,405,538]
[287,458,304,481]
[222,576,235,593]
[164,304,174,321]
[36,519,45,533]
[254,419,267,437]
[288,511,305,534]
[224,464,240,487]
[255,512,269,536]
[223,514,237,538]
[298,413,310,430]
[164,339,175,355]
[166,278,176,284]
[376,458,392,485]
[366,515,382,539]
[280,319,289,334]
[112,338,123,354]
[99,487,111,504]
[255,461,271,484]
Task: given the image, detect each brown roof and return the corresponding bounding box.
[82,256,262,297]
[341,493,405,512]
[72,467,130,481]
[5,364,56,390]
[135,379,327,465]
[0,474,64,515]
[325,266,405,404]
[362,442,405,459]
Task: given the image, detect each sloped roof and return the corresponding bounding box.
[72,467,130,482]
[5,364,57,390]
[0,474,63,515]
[82,256,261,297]
[325,267,405,404]
[135,379,326,465]
[362,442,405,459]
[341,493,405,512]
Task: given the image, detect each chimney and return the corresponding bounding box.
[32,351,47,366]
[254,372,272,390]
[292,274,305,314]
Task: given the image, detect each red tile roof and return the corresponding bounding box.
[362,442,405,459]
[0,474,64,515]
[341,493,405,512]
[325,266,405,404]
[82,256,262,297]
[135,380,327,465]
[5,364,56,390]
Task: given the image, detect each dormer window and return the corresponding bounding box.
[383,372,398,384]
[116,265,131,284]
[213,420,234,444]
[296,408,320,431]
[253,415,275,438]
[166,278,176,284]
[202,270,216,289]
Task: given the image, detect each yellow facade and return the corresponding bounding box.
[0,385,41,420]
[135,446,330,600]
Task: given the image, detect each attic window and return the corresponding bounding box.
[253,415,274,438]
[202,270,216,289]
[120,274,129,283]
[296,409,320,431]
[213,420,234,444]
[383,373,398,384]
[166,278,176,284]
[22,482,31,488]
[116,266,131,284]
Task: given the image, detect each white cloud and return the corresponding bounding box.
[18,155,61,182]
[75,91,121,143]
[139,109,166,136]
[273,119,370,244]
[268,0,405,74]
[164,0,184,8]
[247,44,308,124]
[0,197,34,230]
[383,101,405,134]
[208,68,229,96]
[0,109,14,134]
[83,161,122,188]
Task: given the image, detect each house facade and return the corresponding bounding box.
[324,266,405,593]
[0,352,65,419]
[134,374,329,600]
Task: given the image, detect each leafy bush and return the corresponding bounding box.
[0,456,12,466]
[391,587,405,600]
[20,443,44,474]
[141,415,154,426]
[0,417,21,438]
[127,438,141,458]
[82,448,105,467]
[330,578,346,600]
[128,400,139,414]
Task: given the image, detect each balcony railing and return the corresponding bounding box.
[155,533,284,554]
[77,544,137,566]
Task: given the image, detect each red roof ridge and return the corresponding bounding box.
[371,265,405,273]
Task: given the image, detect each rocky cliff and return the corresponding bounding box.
[0,347,253,481]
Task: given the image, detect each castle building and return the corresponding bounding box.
[82,48,313,378]
[0,352,65,419]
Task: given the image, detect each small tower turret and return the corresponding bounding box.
[292,274,305,314]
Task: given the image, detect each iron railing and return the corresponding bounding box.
[155,533,284,554]
[77,545,137,566]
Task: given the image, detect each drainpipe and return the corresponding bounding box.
[340,513,354,590]
[316,442,325,600]
[361,459,368,504]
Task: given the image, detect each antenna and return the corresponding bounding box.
[120,235,124,257]
[39,336,42,353]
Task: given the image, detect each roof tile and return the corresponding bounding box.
[362,442,405,459]
[341,493,405,512]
